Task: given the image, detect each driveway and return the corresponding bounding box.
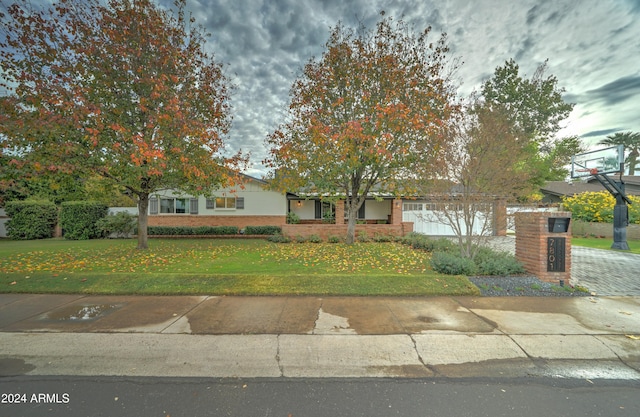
[484,236,640,296]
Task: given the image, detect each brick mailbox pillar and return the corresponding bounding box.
[515,211,572,285]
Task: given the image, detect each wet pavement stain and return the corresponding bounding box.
[44,304,123,322]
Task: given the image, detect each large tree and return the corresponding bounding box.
[264,16,459,243]
[0,0,245,249]
[599,131,640,175]
[481,59,581,184]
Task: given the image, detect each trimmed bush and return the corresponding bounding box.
[286,212,300,224]
[373,233,394,242]
[474,247,525,275]
[5,200,58,240]
[96,211,137,238]
[308,234,322,243]
[430,251,477,275]
[60,201,109,240]
[357,230,371,242]
[244,225,282,235]
[267,233,291,243]
[400,233,456,253]
[327,235,343,243]
[147,226,239,236]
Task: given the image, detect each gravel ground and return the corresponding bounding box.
[468,276,591,297]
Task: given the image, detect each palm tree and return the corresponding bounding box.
[599,132,640,175]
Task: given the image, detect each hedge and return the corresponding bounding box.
[5,200,58,240]
[147,226,239,235]
[243,225,282,235]
[60,201,108,240]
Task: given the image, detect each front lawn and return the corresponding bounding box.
[0,238,479,296]
[571,237,640,254]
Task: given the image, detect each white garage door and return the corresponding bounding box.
[402,203,489,236]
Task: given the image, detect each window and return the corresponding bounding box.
[206,196,244,210]
[314,201,334,220]
[150,197,198,214]
[404,203,423,211]
[215,197,235,209]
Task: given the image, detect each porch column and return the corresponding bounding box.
[390,199,403,224]
[334,200,344,224]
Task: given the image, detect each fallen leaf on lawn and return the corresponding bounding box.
[625,335,640,340]
[619,311,632,315]
[10,281,17,285]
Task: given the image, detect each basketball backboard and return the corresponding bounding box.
[571,145,624,178]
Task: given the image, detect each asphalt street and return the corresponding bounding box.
[1,376,639,417]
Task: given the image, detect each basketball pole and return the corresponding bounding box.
[590,169,631,251]
[571,145,632,250]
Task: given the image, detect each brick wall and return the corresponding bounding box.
[148,215,286,230]
[515,211,572,284]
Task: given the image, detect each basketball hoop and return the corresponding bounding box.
[574,168,599,176]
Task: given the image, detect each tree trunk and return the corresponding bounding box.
[137,192,149,250]
[346,208,357,244]
[345,197,362,244]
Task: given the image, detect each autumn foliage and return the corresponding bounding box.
[0,0,246,249]
[264,16,458,243]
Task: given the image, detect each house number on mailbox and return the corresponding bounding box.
[547,237,565,272]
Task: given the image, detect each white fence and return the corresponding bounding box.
[0,209,7,238]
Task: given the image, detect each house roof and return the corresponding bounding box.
[542,176,640,197]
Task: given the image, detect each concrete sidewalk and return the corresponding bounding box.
[1,294,639,379]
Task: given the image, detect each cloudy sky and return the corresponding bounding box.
[159,0,640,176]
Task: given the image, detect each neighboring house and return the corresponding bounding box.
[541,176,640,203]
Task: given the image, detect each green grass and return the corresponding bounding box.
[571,237,640,254]
[0,238,479,296]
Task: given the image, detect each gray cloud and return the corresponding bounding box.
[152,0,640,175]
[582,128,623,138]
[584,75,640,106]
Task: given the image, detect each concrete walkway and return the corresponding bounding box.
[1,293,639,379]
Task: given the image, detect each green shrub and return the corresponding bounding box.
[5,200,58,240]
[286,212,300,224]
[373,233,394,242]
[430,251,477,275]
[96,211,137,238]
[357,230,371,242]
[294,235,308,243]
[327,235,342,243]
[244,225,281,235]
[60,201,108,240]
[399,233,456,252]
[267,233,291,243]
[474,247,525,275]
[147,226,238,235]
[431,238,456,253]
[308,234,323,243]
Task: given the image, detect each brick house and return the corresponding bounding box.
[147,174,413,238]
[146,174,509,238]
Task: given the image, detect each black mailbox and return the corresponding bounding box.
[548,217,570,233]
